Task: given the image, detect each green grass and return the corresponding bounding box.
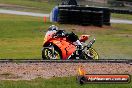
[92,24,132,59]
[111,13,132,20]
[0,77,131,88]
[0,14,132,59]
[0,14,52,59]
[0,0,56,13]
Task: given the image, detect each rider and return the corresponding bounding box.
[47,25,82,50]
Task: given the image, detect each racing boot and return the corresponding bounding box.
[76,45,83,59]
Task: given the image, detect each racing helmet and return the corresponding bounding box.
[48,25,58,31]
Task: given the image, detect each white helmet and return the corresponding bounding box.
[48,25,58,31]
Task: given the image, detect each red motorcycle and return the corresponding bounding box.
[42,29,99,60]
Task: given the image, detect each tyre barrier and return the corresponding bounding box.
[91,11,103,27]
[58,5,111,27]
[110,8,132,15]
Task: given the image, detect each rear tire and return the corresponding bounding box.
[87,47,99,60]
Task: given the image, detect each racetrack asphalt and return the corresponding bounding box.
[0,9,132,24]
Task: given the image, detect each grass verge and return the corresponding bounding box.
[111,13,132,20]
[0,77,131,88]
[0,14,51,59]
[0,0,56,13]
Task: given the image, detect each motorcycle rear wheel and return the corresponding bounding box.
[86,47,99,60]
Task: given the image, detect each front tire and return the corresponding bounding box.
[42,45,61,60]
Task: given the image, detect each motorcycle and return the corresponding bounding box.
[42,29,99,60]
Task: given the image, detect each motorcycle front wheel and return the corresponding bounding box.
[42,45,61,60]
